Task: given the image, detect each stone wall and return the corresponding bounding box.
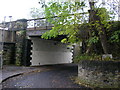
[78,60,120,88]
[15,30,31,66]
[0,30,16,43]
[3,43,15,65]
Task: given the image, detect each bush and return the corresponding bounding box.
[74,54,102,63]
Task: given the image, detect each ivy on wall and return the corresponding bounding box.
[15,30,26,66]
[3,44,15,65]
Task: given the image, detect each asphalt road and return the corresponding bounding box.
[2,64,91,89]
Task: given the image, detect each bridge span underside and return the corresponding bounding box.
[30,37,73,66]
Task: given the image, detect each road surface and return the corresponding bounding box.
[2,64,91,89]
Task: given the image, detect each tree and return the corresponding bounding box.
[88,1,111,54]
[41,1,87,43]
[31,0,119,55]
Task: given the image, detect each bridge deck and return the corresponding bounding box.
[26,26,53,36]
[27,26,53,31]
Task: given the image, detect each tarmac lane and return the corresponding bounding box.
[2,64,91,89]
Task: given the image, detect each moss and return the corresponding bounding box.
[3,45,14,65]
[73,54,102,63]
[73,53,120,63]
[15,44,22,66]
[15,30,26,66]
[76,77,119,88]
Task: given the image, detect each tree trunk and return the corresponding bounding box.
[99,29,109,54]
[89,1,109,54]
[86,2,96,54]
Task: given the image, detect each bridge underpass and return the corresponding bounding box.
[27,28,73,66]
[29,37,73,66]
[26,18,74,66]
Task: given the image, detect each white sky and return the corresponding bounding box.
[0,0,119,23]
[0,0,40,22]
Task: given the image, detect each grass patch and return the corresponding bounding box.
[73,54,120,63]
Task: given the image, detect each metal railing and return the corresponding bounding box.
[27,18,54,30]
[0,12,88,31]
[0,18,54,31]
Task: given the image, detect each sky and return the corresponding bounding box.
[0,0,119,23]
[0,0,40,22]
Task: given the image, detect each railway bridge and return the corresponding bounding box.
[0,18,75,66]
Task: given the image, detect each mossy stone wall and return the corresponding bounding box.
[3,43,15,65]
[78,60,120,88]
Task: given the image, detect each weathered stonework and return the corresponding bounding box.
[15,30,31,66]
[78,60,120,88]
[3,43,15,65]
[15,30,26,66]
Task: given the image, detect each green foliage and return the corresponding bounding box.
[15,44,22,66]
[32,1,119,57]
[15,30,26,66]
[61,38,67,43]
[87,36,99,45]
[74,54,102,63]
[3,50,11,65]
[107,21,120,57]
[95,8,110,21]
[42,2,112,48]
[110,30,120,43]
[93,8,111,33]
[107,21,120,43]
[41,1,87,43]
[0,51,2,55]
[3,45,15,65]
[15,57,21,66]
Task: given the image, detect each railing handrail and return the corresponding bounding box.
[0,12,88,24]
[0,12,88,30]
[27,12,88,21]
